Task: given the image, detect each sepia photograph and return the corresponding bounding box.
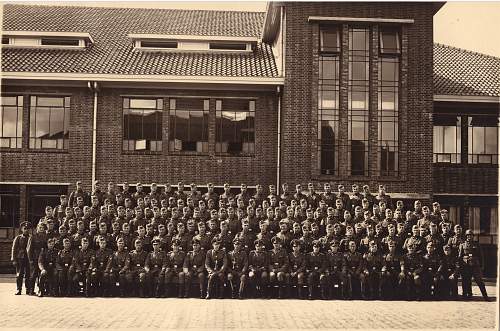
[0,0,499,330]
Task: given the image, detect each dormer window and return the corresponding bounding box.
[2,31,93,49]
[129,34,256,53]
[41,38,80,46]
[140,40,178,49]
[209,43,248,51]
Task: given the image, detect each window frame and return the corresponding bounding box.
[29,95,70,151]
[467,115,499,165]
[0,185,20,230]
[319,26,341,54]
[379,29,401,55]
[168,98,210,155]
[0,95,24,149]
[122,97,163,154]
[215,99,256,157]
[433,115,462,164]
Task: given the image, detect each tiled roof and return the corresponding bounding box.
[1,4,278,78]
[434,43,500,97]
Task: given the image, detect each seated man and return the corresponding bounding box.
[106,237,130,297]
[226,238,248,299]
[183,238,207,298]
[126,238,148,297]
[145,238,167,298]
[306,240,327,300]
[164,239,186,298]
[205,235,227,299]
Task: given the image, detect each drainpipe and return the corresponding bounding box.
[276,85,282,195]
[88,81,99,191]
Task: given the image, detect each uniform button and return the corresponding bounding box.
[136,264,140,267]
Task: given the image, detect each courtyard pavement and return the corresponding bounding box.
[0,277,497,331]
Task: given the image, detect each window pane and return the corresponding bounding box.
[189,111,204,141]
[130,99,157,109]
[351,121,366,140]
[2,96,18,106]
[37,97,64,108]
[380,60,399,82]
[473,127,485,154]
[320,28,339,52]
[35,107,50,138]
[142,109,157,140]
[175,110,189,141]
[2,107,18,137]
[433,126,444,153]
[485,126,498,154]
[351,62,367,81]
[443,126,457,153]
[128,109,143,140]
[49,107,64,139]
[381,31,399,52]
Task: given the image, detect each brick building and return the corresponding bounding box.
[0,3,498,274]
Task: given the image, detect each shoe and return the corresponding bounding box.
[483,296,491,302]
[15,290,21,295]
[205,293,212,300]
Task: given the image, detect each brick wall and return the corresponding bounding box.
[280,2,436,195]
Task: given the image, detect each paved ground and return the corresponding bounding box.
[0,278,497,331]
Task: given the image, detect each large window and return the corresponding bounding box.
[318,27,340,175]
[468,116,498,164]
[29,96,70,150]
[1,95,23,149]
[378,29,400,176]
[27,185,67,225]
[215,99,255,156]
[123,98,163,152]
[468,206,497,244]
[348,27,370,176]
[433,115,461,163]
[169,98,209,153]
[0,185,20,230]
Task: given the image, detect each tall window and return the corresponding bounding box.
[215,99,255,155]
[433,115,461,163]
[348,27,370,176]
[318,26,340,175]
[29,96,70,149]
[468,116,499,164]
[378,29,400,176]
[0,95,23,149]
[468,206,498,237]
[123,98,163,152]
[0,185,20,230]
[169,98,209,153]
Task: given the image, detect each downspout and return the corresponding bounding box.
[276,85,282,195]
[88,81,99,191]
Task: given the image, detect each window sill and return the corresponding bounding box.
[0,148,23,153]
[168,151,209,157]
[215,153,255,158]
[26,149,69,154]
[122,150,162,156]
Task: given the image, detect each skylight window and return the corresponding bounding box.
[41,38,80,46]
[2,37,9,45]
[140,41,178,49]
[209,43,248,51]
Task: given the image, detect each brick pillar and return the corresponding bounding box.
[369,25,379,179]
[339,23,350,178]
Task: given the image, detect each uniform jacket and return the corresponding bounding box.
[184,249,207,273]
[205,248,227,273]
[269,248,289,272]
[227,249,248,273]
[11,233,30,261]
[38,247,59,271]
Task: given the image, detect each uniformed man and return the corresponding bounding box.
[326,240,345,299]
[69,181,89,207]
[458,230,490,301]
[69,237,94,297]
[37,237,59,297]
[183,238,207,298]
[145,238,167,298]
[361,240,384,299]
[90,235,112,296]
[226,238,248,299]
[27,222,47,295]
[106,237,130,297]
[306,240,327,300]
[422,241,441,300]
[56,237,74,296]
[268,237,289,299]
[438,244,459,299]
[248,239,269,298]
[164,239,186,298]
[400,243,424,300]
[205,235,228,299]
[342,240,363,300]
[288,239,306,299]
[381,240,402,300]
[127,238,148,297]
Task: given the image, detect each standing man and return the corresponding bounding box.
[11,221,32,295]
[458,230,490,301]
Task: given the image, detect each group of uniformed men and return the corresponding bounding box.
[11,180,491,301]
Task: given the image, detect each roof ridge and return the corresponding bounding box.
[2,3,266,15]
[434,42,500,62]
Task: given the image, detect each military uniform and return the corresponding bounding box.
[227,242,248,299]
[164,246,186,297]
[361,250,384,299]
[183,246,207,298]
[145,249,167,298]
[268,238,289,298]
[458,233,489,300]
[400,250,424,300]
[90,247,112,296]
[326,246,345,299]
[380,250,402,299]
[27,230,47,295]
[205,237,228,299]
[438,247,459,299]
[70,247,94,296]
[38,246,59,296]
[127,248,149,297]
[342,249,363,299]
[248,241,269,298]
[306,244,328,299]
[422,249,441,299]
[56,247,75,296]
[11,224,31,295]
[106,249,130,297]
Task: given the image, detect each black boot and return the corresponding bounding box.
[321,285,328,300]
[278,285,285,299]
[308,285,314,300]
